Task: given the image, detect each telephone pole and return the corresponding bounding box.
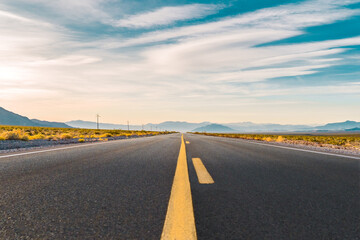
[127,120,129,131]
[96,114,100,130]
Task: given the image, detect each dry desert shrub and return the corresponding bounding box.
[0,129,29,141]
[60,133,72,140]
[193,132,360,150]
[276,136,284,142]
[0,125,173,142]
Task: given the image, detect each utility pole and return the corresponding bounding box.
[127,120,129,131]
[142,124,144,131]
[96,114,100,130]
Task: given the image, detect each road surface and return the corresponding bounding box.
[0,133,359,239]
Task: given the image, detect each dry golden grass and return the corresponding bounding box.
[0,125,173,142]
[193,132,360,150]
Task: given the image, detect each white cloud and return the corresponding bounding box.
[43,0,110,22]
[0,0,111,24]
[0,88,57,100]
[27,55,102,67]
[0,9,51,26]
[205,64,332,83]
[115,4,221,28]
[98,0,360,49]
[0,0,359,123]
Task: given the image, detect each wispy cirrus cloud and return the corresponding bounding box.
[98,0,360,48]
[0,0,112,25]
[114,4,222,28]
[104,0,360,87]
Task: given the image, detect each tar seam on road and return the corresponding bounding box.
[161,135,197,240]
[192,158,214,184]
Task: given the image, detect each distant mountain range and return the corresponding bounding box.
[224,122,313,132]
[67,120,360,133]
[0,107,71,128]
[146,121,211,132]
[346,127,360,131]
[65,120,211,132]
[1,106,359,132]
[191,121,360,133]
[316,121,360,131]
[66,120,130,130]
[192,124,235,133]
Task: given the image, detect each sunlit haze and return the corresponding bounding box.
[1,0,359,124]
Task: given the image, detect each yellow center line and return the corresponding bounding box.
[192,158,214,184]
[161,135,197,240]
[186,141,190,144]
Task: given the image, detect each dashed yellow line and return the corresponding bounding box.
[186,141,190,144]
[161,135,197,240]
[192,158,214,184]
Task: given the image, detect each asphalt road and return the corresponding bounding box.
[0,133,359,239]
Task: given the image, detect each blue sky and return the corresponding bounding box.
[0,0,359,124]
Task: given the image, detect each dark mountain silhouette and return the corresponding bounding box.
[0,107,71,128]
[0,107,36,126]
[31,119,70,128]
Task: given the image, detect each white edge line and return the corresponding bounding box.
[195,134,360,160]
[238,139,360,160]
[0,140,115,159]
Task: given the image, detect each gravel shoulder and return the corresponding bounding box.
[192,134,360,158]
[243,139,360,157]
[0,134,156,155]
